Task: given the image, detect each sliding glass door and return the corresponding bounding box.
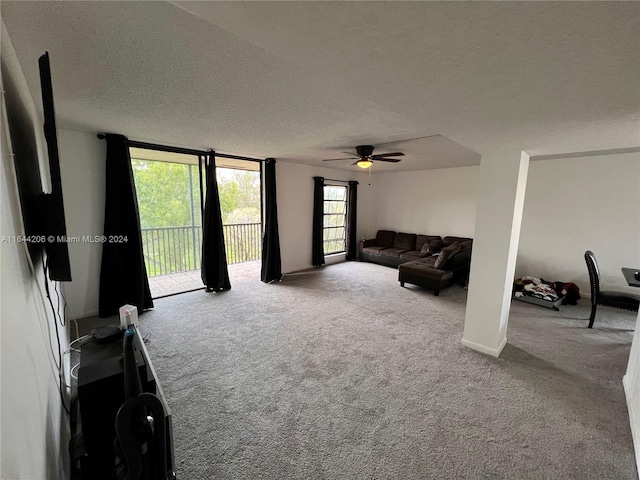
[130,148,262,298]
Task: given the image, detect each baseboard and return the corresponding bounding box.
[623,374,640,478]
[461,336,507,358]
[283,257,347,275]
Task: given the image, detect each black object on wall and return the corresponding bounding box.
[3,51,72,281]
[38,52,72,281]
[261,158,282,283]
[200,151,231,292]
[99,134,153,317]
[312,176,325,267]
[346,181,359,260]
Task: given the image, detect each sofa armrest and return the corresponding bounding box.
[448,249,471,271]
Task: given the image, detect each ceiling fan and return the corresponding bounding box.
[322,145,404,169]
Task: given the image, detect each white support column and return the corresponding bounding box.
[624,310,640,477]
[623,161,640,474]
[462,151,530,357]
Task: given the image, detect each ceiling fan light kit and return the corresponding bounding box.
[357,160,373,169]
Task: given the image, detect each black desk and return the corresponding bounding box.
[72,329,175,479]
[622,268,640,287]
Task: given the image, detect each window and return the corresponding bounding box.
[323,185,347,254]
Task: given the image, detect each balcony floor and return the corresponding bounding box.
[148,260,261,298]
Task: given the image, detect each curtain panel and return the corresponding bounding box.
[200,151,231,292]
[346,180,359,260]
[261,158,282,283]
[99,134,153,317]
[312,176,325,267]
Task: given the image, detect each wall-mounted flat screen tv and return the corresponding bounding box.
[3,51,71,281]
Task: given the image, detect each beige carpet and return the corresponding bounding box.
[138,261,637,479]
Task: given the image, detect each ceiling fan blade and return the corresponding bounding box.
[322,157,359,162]
[371,152,404,159]
[375,158,403,163]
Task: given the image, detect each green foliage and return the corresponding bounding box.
[218,169,261,224]
[132,160,195,228]
[218,181,239,219]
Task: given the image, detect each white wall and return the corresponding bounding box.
[276,161,376,274]
[373,166,479,238]
[517,153,640,295]
[1,25,69,480]
[621,153,640,474]
[371,155,639,297]
[58,130,106,318]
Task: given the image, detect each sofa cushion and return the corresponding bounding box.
[393,233,417,251]
[380,248,408,258]
[430,238,443,252]
[434,241,462,269]
[415,235,441,252]
[400,251,427,260]
[442,236,472,247]
[362,246,389,255]
[375,230,396,248]
[421,237,443,254]
[415,235,429,252]
[399,259,453,282]
[415,256,438,267]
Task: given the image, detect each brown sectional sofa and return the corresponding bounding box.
[361,230,441,267]
[361,230,473,295]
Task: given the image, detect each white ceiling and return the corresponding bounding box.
[2,1,638,172]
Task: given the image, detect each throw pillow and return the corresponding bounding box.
[429,238,443,253]
[434,241,462,269]
[420,243,431,254]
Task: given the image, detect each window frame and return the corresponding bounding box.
[322,184,348,255]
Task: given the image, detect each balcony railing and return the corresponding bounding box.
[141,223,261,277]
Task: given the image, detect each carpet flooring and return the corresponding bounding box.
[138,261,638,479]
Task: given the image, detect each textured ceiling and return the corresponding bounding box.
[2,1,638,172]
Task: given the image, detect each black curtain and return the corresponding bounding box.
[346,181,359,260]
[261,158,282,283]
[200,151,231,292]
[312,176,325,267]
[99,134,153,317]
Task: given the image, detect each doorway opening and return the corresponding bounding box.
[130,148,262,298]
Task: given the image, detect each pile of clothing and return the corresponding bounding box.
[513,276,581,305]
